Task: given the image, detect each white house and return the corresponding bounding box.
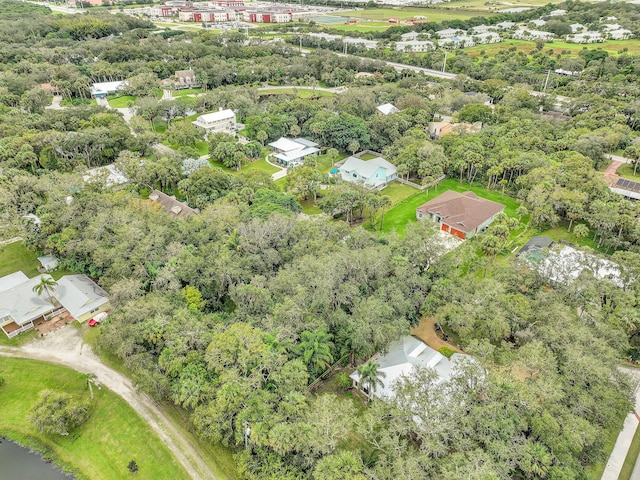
[400,31,421,41]
[570,23,585,33]
[567,31,604,43]
[268,137,319,167]
[344,37,378,50]
[339,155,397,189]
[349,336,471,400]
[471,24,492,34]
[548,9,567,16]
[602,23,623,31]
[376,103,400,115]
[438,35,476,48]
[436,28,464,39]
[55,274,110,323]
[473,32,501,44]
[495,21,515,30]
[192,108,237,134]
[395,40,435,52]
[0,272,57,338]
[90,80,127,98]
[308,32,342,42]
[83,164,129,188]
[529,19,547,27]
[608,29,633,40]
[512,29,554,41]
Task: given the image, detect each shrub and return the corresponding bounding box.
[438,346,455,359]
[0,374,4,386]
[27,390,90,436]
[335,372,352,390]
[128,460,139,473]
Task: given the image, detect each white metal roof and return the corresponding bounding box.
[0,274,56,325]
[195,109,235,123]
[0,271,29,293]
[83,164,129,187]
[340,156,396,182]
[55,275,109,320]
[376,103,399,115]
[90,80,127,95]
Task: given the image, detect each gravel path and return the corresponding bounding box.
[0,326,216,480]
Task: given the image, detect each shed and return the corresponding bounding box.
[38,255,59,272]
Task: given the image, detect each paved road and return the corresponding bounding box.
[602,366,640,480]
[0,327,216,480]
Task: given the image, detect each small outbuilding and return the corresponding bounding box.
[38,255,59,272]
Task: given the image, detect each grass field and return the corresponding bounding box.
[380,182,420,205]
[340,7,482,22]
[617,163,640,181]
[243,158,280,174]
[0,241,41,278]
[0,358,189,480]
[381,179,521,235]
[107,95,136,108]
[258,87,334,98]
[172,88,205,97]
[619,423,640,480]
[463,38,640,58]
[331,21,398,32]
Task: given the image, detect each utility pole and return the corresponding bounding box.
[299,36,302,54]
[542,69,551,93]
[442,51,447,73]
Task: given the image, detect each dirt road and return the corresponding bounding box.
[0,327,216,480]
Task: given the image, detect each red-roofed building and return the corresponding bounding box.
[416,190,504,239]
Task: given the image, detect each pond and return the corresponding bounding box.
[0,439,72,479]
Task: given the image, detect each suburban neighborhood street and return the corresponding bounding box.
[0,327,217,480]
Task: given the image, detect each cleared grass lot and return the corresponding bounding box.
[0,358,189,480]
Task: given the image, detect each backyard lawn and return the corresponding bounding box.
[380,182,420,205]
[172,88,205,97]
[381,178,521,235]
[616,163,640,181]
[258,87,334,98]
[107,95,136,108]
[0,241,40,278]
[243,158,280,175]
[0,358,190,480]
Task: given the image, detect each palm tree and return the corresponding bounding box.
[378,195,392,231]
[300,328,334,376]
[32,276,58,306]
[357,361,386,402]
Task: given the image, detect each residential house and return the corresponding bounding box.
[438,35,476,48]
[566,31,604,43]
[511,29,554,41]
[395,40,435,52]
[0,272,57,338]
[90,80,127,98]
[55,275,110,323]
[268,137,320,167]
[569,23,585,33]
[495,21,515,30]
[416,190,505,239]
[428,116,482,138]
[526,244,623,287]
[173,69,200,89]
[517,235,554,258]
[602,23,623,31]
[349,336,472,400]
[471,24,492,34]
[400,31,421,41]
[308,32,342,42]
[436,28,464,38]
[529,19,546,27]
[149,190,196,217]
[548,9,567,16]
[344,37,378,50]
[83,164,129,188]
[376,103,400,115]
[339,155,397,189]
[607,176,640,201]
[473,32,501,44]
[608,29,633,40]
[192,108,237,134]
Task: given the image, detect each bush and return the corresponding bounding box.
[27,390,90,436]
[335,372,352,390]
[128,460,139,473]
[0,374,4,386]
[438,346,455,359]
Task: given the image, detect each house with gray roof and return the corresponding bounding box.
[55,274,110,323]
[0,273,57,338]
[350,336,472,400]
[268,137,320,167]
[339,155,397,189]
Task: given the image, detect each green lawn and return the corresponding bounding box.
[339,7,481,22]
[172,88,205,97]
[107,95,136,108]
[258,87,334,98]
[0,241,40,278]
[300,198,323,215]
[619,424,640,480]
[381,179,521,235]
[331,22,403,32]
[616,163,640,181]
[0,358,189,480]
[316,153,348,173]
[380,182,420,205]
[463,38,640,58]
[243,158,280,174]
[195,140,209,156]
[60,98,96,107]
